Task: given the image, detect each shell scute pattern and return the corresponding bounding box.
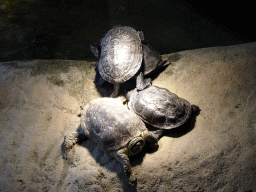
[82,98,146,151]
[128,86,192,129]
[99,26,142,84]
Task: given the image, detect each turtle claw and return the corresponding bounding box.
[144,78,152,88]
[128,173,137,186]
[64,132,79,149]
[61,143,70,160]
[123,164,137,186]
[157,59,168,68]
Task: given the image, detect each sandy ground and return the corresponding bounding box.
[0,43,256,191]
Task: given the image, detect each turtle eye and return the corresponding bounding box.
[130,141,144,155]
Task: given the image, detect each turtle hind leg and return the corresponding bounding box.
[110,83,120,98]
[136,72,151,91]
[110,148,137,186]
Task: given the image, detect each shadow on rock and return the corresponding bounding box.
[61,125,147,191]
[61,104,199,192]
[95,81,115,97]
[162,106,200,138]
[143,105,200,141]
[78,137,138,191]
[146,63,170,81]
[94,63,171,98]
[129,140,159,166]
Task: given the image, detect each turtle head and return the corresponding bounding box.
[191,104,201,117]
[126,88,137,102]
[127,137,145,156]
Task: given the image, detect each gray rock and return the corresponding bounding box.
[0,43,256,191]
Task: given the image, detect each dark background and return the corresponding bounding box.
[0,0,254,62]
[185,0,255,41]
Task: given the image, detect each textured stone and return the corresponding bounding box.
[0,43,255,191]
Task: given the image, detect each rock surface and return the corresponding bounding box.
[0,43,256,191]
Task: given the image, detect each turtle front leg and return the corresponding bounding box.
[110,148,136,185]
[142,129,158,143]
[110,83,120,98]
[62,131,86,159]
[141,129,160,150]
[157,59,168,68]
[151,129,165,141]
[64,132,79,150]
[136,72,151,91]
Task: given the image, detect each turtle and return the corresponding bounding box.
[63,98,158,185]
[90,25,167,97]
[126,86,200,139]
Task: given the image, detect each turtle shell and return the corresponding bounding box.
[81,98,146,151]
[128,86,192,129]
[98,26,143,84]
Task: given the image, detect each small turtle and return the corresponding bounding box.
[90,25,167,97]
[126,86,200,139]
[63,98,158,185]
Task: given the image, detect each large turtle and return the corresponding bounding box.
[126,86,200,139]
[63,98,158,185]
[90,25,167,97]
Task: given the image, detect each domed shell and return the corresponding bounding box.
[98,26,143,84]
[81,98,146,151]
[128,86,192,129]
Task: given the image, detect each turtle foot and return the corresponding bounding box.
[151,129,165,141]
[110,83,120,98]
[136,72,152,91]
[128,172,137,186]
[62,132,79,159]
[158,59,168,68]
